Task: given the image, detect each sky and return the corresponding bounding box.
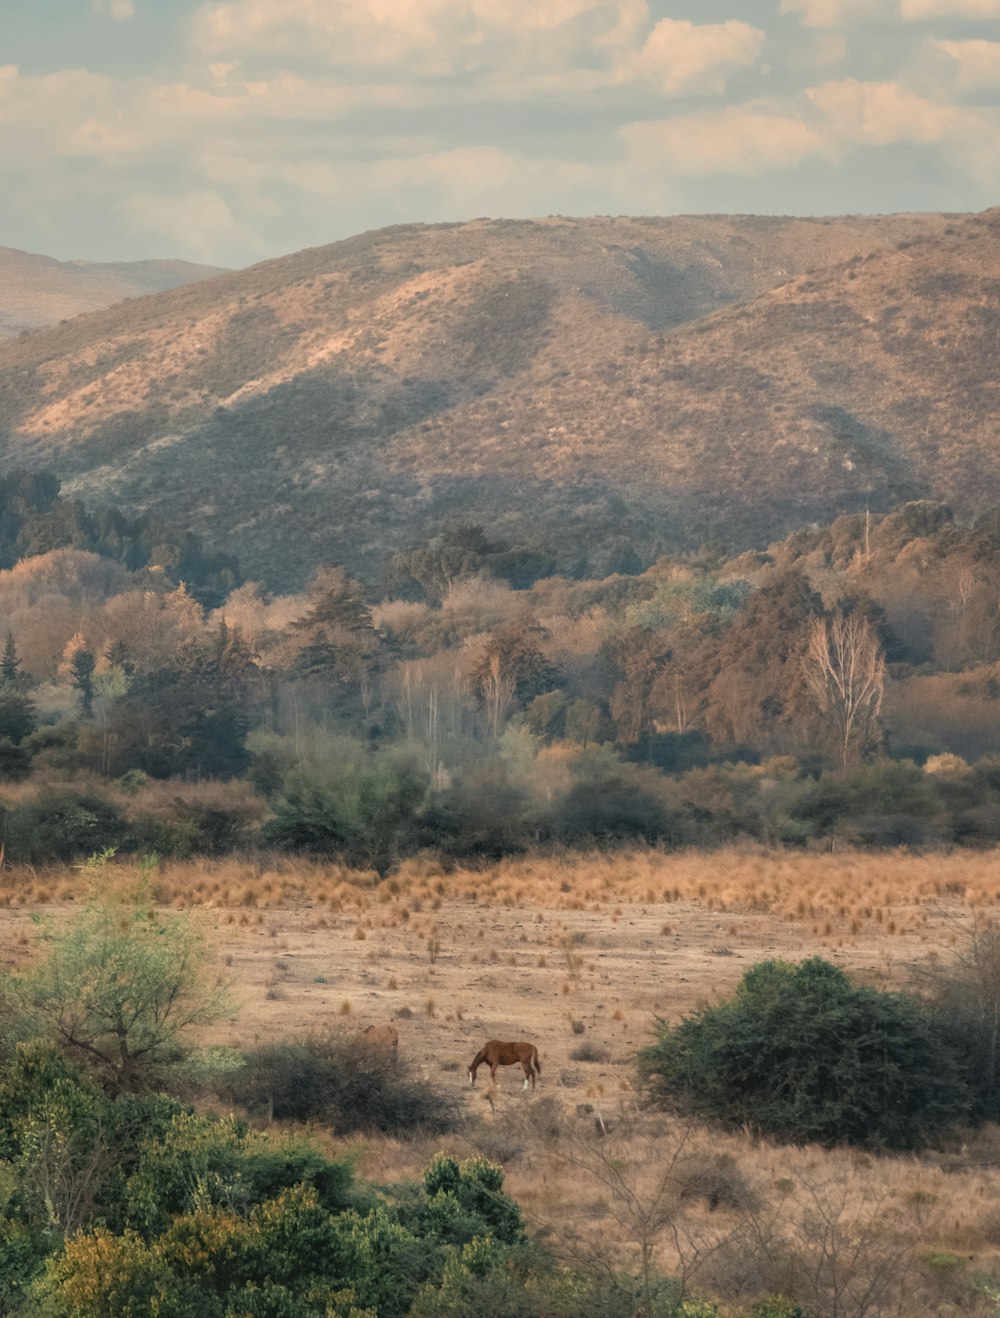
[2,0,998,267]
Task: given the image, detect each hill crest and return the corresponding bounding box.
[0,209,992,586]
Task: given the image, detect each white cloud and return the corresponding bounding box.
[806,77,1000,191]
[807,77,965,144]
[780,0,894,27]
[901,0,1000,16]
[620,105,829,176]
[193,0,757,98]
[121,189,264,261]
[192,0,649,73]
[784,0,1000,20]
[633,19,764,97]
[934,38,1000,92]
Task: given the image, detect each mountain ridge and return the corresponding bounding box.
[0,209,993,587]
[0,246,229,340]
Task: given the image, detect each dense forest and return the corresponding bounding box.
[1,471,1000,868]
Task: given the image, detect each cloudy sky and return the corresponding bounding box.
[3,0,999,266]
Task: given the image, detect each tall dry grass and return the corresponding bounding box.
[2,846,998,926]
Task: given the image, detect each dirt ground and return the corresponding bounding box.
[0,861,969,1121]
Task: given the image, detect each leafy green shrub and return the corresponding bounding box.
[131,798,256,858]
[920,918,1000,1122]
[2,792,128,864]
[417,1155,524,1246]
[122,1111,353,1238]
[749,1300,815,1318]
[10,879,228,1093]
[639,957,968,1149]
[417,775,531,859]
[35,1185,378,1318]
[264,753,428,874]
[223,1031,456,1135]
[552,750,674,845]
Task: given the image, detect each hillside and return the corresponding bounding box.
[0,209,990,587]
[0,246,228,339]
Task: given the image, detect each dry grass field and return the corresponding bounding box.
[5,846,1000,1315]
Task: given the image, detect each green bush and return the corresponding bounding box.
[264,753,428,874]
[121,1111,354,1239]
[417,1155,524,1246]
[2,792,128,864]
[10,878,228,1094]
[639,957,969,1149]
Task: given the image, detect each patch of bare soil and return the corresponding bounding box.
[0,869,963,1119]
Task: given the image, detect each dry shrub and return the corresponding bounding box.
[569,1041,610,1063]
[674,1150,758,1213]
[221,1028,457,1134]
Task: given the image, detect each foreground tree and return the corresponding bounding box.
[12,868,228,1093]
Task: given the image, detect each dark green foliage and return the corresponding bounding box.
[553,751,673,845]
[0,685,36,746]
[223,1032,454,1135]
[417,773,530,859]
[790,761,941,846]
[130,794,258,858]
[0,637,37,777]
[109,665,252,781]
[122,1111,354,1238]
[418,1154,524,1246]
[1,792,127,864]
[920,920,1000,1123]
[0,468,240,602]
[263,754,428,873]
[639,957,969,1149]
[1,634,23,685]
[68,644,96,718]
[385,525,557,601]
[750,1302,815,1318]
[0,737,32,780]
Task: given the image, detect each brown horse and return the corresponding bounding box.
[468,1040,541,1091]
[361,1024,399,1050]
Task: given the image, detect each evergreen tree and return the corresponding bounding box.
[1,633,21,685]
[61,634,97,718]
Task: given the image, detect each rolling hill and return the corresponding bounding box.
[0,247,228,339]
[0,208,994,587]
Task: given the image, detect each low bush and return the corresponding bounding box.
[1,791,128,864]
[222,1030,457,1134]
[639,957,969,1150]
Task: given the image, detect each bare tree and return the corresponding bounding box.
[533,1119,750,1314]
[481,652,516,738]
[804,611,885,769]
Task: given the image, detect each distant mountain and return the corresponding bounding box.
[0,209,991,587]
[0,247,228,339]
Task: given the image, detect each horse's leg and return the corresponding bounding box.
[521,1060,531,1091]
[490,1061,498,1087]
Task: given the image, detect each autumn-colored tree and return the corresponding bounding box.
[703,571,823,752]
[471,619,560,736]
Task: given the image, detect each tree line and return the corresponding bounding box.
[3,486,1000,864]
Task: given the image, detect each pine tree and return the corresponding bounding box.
[61,633,97,717]
[1,632,21,685]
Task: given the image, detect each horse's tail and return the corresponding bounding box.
[533,1046,541,1074]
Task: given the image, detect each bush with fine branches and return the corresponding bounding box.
[639,957,968,1150]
